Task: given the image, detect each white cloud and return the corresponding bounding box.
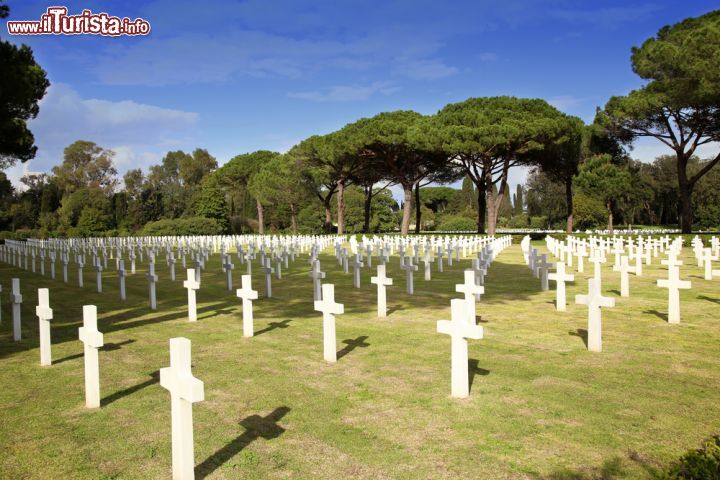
[397,59,458,80]
[10,83,199,187]
[477,52,498,62]
[288,81,400,102]
[548,95,584,111]
[629,137,720,164]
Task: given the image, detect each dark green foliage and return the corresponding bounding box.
[664,435,720,480]
[436,215,478,232]
[460,176,477,212]
[74,207,112,237]
[525,169,567,228]
[420,187,457,214]
[141,217,224,236]
[432,96,571,234]
[0,30,50,165]
[513,184,524,216]
[597,10,720,232]
[573,193,607,230]
[192,178,229,231]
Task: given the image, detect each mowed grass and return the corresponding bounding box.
[0,240,719,479]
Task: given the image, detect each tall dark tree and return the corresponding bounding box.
[513,184,524,216]
[597,10,720,232]
[523,115,584,233]
[215,150,279,234]
[432,97,568,234]
[52,141,117,195]
[574,154,632,233]
[0,2,50,166]
[347,111,458,234]
[288,135,342,233]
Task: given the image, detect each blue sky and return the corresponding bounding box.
[4,0,719,194]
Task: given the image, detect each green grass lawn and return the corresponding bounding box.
[1,241,719,479]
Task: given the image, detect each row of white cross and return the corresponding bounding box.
[520,233,710,353]
[11,249,509,480]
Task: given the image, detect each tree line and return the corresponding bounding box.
[1,6,719,236]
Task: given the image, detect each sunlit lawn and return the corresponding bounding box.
[0,239,718,479]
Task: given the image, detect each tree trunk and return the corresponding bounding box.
[486,159,510,236]
[486,190,498,236]
[678,186,694,234]
[606,200,613,233]
[677,155,694,234]
[289,204,298,234]
[565,177,574,234]
[363,185,372,233]
[322,194,333,233]
[414,181,421,234]
[336,179,346,235]
[256,199,264,234]
[400,183,413,235]
[476,181,486,234]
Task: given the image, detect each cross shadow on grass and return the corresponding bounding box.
[542,456,626,479]
[697,295,720,305]
[101,370,159,407]
[569,329,588,349]
[337,335,370,360]
[195,406,290,479]
[468,358,490,392]
[643,309,668,322]
[254,319,292,336]
[53,339,135,365]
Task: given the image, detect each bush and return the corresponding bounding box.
[574,193,606,230]
[664,435,720,479]
[141,217,224,236]
[0,229,41,241]
[529,216,549,229]
[507,214,529,229]
[437,215,478,232]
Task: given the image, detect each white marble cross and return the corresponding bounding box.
[309,260,326,301]
[223,255,234,291]
[94,257,103,293]
[700,248,718,280]
[118,260,127,301]
[11,278,22,341]
[370,264,393,318]
[263,259,274,298]
[657,265,691,324]
[437,299,483,398]
[401,256,418,295]
[183,269,201,322]
[314,284,344,363]
[36,288,53,366]
[160,337,204,480]
[456,269,484,324]
[548,262,574,311]
[236,274,259,337]
[168,252,176,281]
[350,254,363,289]
[633,247,643,276]
[538,254,553,291]
[575,279,615,352]
[77,255,85,288]
[147,263,158,310]
[79,305,104,408]
[575,247,587,273]
[590,251,604,287]
[422,249,433,281]
[612,255,632,297]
